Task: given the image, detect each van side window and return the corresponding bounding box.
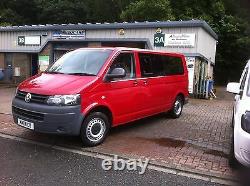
[139,53,163,77]
[138,53,184,77]
[109,53,136,80]
[162,55,184,75]
[240,68,248,91]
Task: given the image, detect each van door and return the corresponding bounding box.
[138,53,167,114]
[138,53,185,114]
[161,54,185,106]
[103,52,141,125]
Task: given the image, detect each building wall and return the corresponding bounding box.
[12,53,31,82]
[0,53,4,69]
[0,26,217,64]
[88,42,102,47]
[86,27,199,53]
[85,27,217,63]
[197,28,217,63]
[0,31,51,52]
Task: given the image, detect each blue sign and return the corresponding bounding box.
[53,30,86,40]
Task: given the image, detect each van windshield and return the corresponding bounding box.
[46,49,112,76]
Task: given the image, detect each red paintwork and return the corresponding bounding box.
[18,47,188,127]
[18,73,97,95]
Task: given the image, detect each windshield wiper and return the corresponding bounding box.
[45,71,66,74]
[67,72,96,76]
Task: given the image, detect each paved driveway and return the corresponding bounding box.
[0,86,235,181]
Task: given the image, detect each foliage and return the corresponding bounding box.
[87,0,133,22]
[120,0,174,21]
[35,0,88,24]
[0,0,38,25]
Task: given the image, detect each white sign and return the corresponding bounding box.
[18,36,41,45]
[14,67,21,76]
[25,36,41,45]
[165,33,196,47]
[186,57,195,94]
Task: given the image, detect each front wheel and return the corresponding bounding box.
[80,112,110,147]
[170,96,183,118]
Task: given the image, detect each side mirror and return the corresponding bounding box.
[226,82,240,94]
[105,68,126,81]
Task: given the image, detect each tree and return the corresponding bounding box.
[86,0,133,22]
[120,0,174,21]
[0,0,39,25]
[166,0,250,84]
[35,0,89,24]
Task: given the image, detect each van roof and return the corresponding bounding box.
[76,47,185,57]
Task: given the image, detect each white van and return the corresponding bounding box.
[227,59,250,167]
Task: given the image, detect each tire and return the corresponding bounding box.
[170,96,184,118]
[80,112,110,147]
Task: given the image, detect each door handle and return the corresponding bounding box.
[133,81,138,86]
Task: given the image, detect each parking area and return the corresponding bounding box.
[0,85,16,114]
[0,86,235,180]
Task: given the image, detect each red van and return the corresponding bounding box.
[12,47,188,146]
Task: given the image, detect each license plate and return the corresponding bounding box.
[17,118,34,130]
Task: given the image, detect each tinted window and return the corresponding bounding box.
[240,68,248,90]
[162,55,184,75]
[138,53,163,77]
[138,53,184,77]
[47,49,112,75]
[108,53,136,80]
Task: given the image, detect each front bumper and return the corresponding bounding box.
[12,98,84,136]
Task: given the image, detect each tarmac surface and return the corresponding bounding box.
[0,137,223,186]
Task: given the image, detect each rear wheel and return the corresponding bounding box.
[170,96,183,118]
[80,112,110,147]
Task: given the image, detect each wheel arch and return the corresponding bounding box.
[84,105,113,125]
[176,92,185,103]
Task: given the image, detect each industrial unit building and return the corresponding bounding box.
[0,20,218,98]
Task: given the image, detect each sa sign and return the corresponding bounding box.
[154,33,165,47]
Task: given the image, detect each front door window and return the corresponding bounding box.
[108,53,136,80]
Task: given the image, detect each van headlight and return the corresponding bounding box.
[47,94,80,106]
[241,112,250,133]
